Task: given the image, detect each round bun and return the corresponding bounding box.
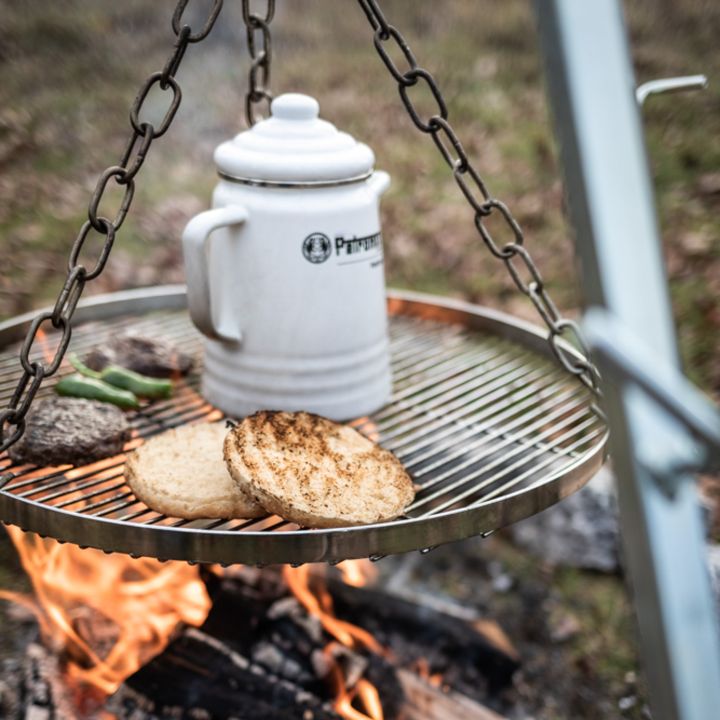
[223,411,415,528]
[125,423,265,520]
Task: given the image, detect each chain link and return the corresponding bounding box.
[130,73,183,139]
[172,0,223,43]
[356,0,603,409]
[88,166,136,232]
[0,0,224,454]
[241,0,275,126]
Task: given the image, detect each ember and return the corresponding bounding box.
[413,657,445,689]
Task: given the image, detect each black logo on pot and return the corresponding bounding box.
[302,233,332,264]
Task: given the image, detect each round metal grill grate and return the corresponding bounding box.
[0,286,607,565]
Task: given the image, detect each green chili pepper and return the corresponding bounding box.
[55,374,141,409]
[70,354,173,399]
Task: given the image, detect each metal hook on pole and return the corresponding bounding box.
[636,74,708,107]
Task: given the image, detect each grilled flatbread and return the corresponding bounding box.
[223,411,415,528]
[125,423,265,520]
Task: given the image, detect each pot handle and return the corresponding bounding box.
[182,205,248,343]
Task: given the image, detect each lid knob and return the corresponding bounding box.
[270,93,319,121]
[214,92,376,184]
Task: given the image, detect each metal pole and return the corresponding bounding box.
[533,2,720,719]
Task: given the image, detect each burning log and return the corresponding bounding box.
[110,648,507,720]
[0,526,212,716]
[181,566,405,719]
[109,628,345,720]
[0,642,79,720]
[108,574,405,720]
[105,566,512,720]
[1,536,514,719]
[324,577,519,697]
[397,670,507,720]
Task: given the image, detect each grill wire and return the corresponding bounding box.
[0,304,604,557]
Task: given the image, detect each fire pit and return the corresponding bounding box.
[0,531,524,720]
[0,286,606,566]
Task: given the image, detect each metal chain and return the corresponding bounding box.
[356,0,603,407]
[0,0,224,454]
[241,0,275,126]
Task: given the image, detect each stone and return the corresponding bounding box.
[510,466,619,572]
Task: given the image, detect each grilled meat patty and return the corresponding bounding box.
[84,334,193,378]
[7,396,131,467]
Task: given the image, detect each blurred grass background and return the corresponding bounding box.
[0,0,718,391]
[0,2,718,717]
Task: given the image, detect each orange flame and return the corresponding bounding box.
[413,657,444,689]
[34,327,57,366]
[355,678,384,719]
[337,559,377,588]
[327,644,384,720]
[284,565,384,720]
[284,565,382,655]
[0,526,211,704]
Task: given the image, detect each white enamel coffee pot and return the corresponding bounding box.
[182,93,392,420]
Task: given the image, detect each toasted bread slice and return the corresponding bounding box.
[223,411,414,528]
[125,423,265,520]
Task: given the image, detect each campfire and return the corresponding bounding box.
[0,529,384,719]
[0,528,519,719]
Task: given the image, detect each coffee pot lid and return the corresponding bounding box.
[214,93,376,186]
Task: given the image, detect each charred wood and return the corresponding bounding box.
[109,570,407,720]
[3,566,514,720]
[325,577,520,698]
[397,669,507,720]
[0,642,79,720]
[109,628,342,720]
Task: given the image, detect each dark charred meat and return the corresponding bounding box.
[84,334,193,378]
[8,397,131,467]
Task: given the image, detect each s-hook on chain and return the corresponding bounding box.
[241,0,276,126]
[0,0,225,454]
[356,0,604,413]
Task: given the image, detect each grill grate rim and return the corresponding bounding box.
[0,289,607,563]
